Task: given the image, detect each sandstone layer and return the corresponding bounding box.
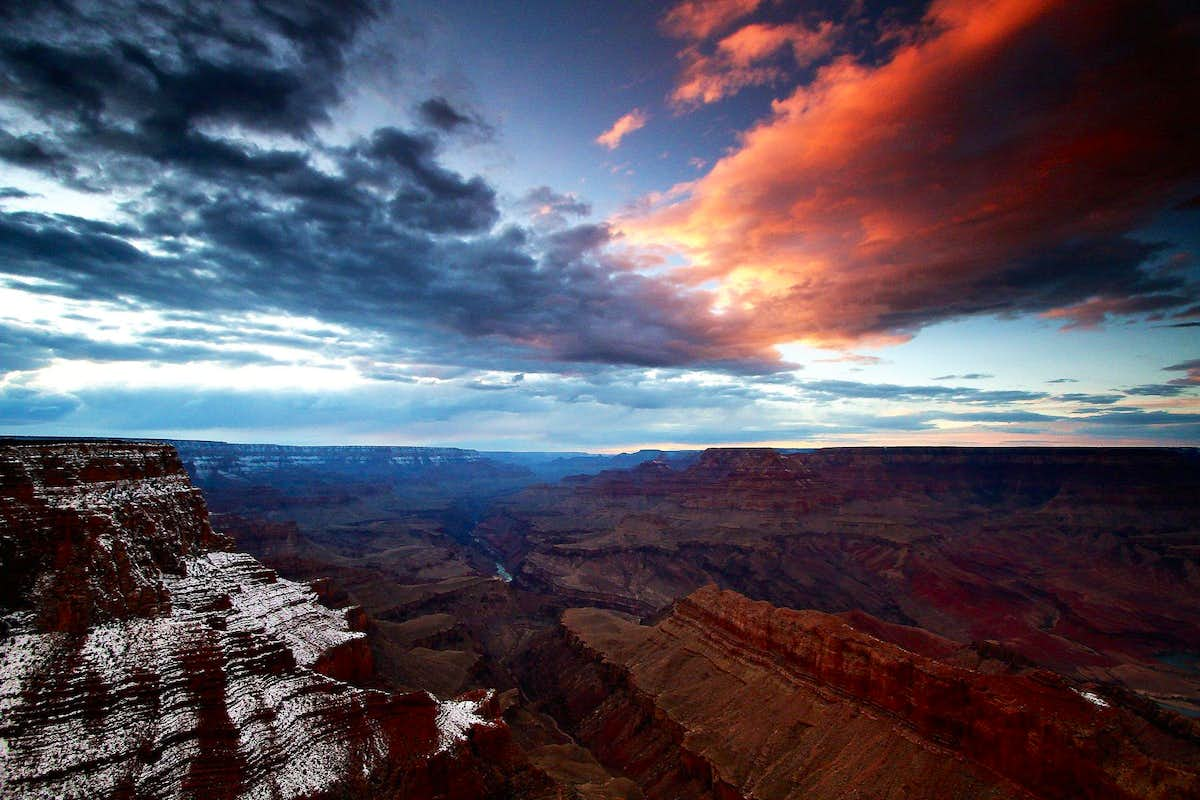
[521,586,1200,800]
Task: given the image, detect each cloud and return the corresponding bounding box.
[0,322,288,374]
[596,109,648,150]
[521,186,592,229]
[932,373,992,381]
[625,0,1200,349]
[417,97,469,130]
[0,0,780,373]
[662,0,763,40]
[796,380,1045,404]
[1164,358,1200,386]
[672,21,837,108]
[416,96,493,138]
[1054,393,1123,405]
[1122,358,1200,397]
[0,381,81,425]
[661,0,763,40]
[1047,378,1078,384]
[1124,384,1189,397]
[0,0,376,136]
[814,352,882,365]
[1074,409,1200,428]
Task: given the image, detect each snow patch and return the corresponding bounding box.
[434,691,496,753]
[1073,688,1110,708]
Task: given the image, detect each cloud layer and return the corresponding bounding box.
[0,0,772,374]
[0,0,1196,446]
[631,0,1200,348]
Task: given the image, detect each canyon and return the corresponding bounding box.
[0,441,552,799]
[2,439,1198,798]
[481,447,1200,713]
[521,586,1200,800]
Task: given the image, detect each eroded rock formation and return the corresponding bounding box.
[520,586,1200,800]
[483,447,1200,710]
[0,441,547,799]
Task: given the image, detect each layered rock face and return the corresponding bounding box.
[482,447,1200,709]
[521,586,1200,800]
[172,440,558,699]
[0,441,545,800]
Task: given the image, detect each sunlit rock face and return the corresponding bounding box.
[519,586,1200,800]
[484,447,1200,707]
[0,441,542,800]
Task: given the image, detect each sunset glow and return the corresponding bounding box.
[0,0,1196,448]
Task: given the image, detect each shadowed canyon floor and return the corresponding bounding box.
[3,440,1199,798]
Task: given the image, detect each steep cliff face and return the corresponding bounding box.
[0,441,547,800]
[521,587,1200,800]
[483,447,1200,708]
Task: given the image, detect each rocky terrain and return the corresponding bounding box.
[519,586,1200,800]
[7,440,1198,799]
[481,447,1200,713]
[0,441,551,799]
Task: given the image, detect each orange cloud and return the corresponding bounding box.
[625,0,1200,350]
[596,109,649,150]
[661,0,763,40]
[672,21,837,107]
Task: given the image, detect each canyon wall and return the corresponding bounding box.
[520,586,1200,800]
[483,447,1200,709]
[0,441,548,800]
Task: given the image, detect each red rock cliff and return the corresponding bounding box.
[486,446,1200,708]
[0,441,548,800]
[520,586,1200,800]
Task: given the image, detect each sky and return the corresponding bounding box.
[0,0,1198,451]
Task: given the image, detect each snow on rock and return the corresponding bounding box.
[435,691,498,753]
[0,441,504,800]
[1073,688,1111,708]
[167,551,362,668]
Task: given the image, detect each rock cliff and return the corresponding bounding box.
[483,447,1200,710]
[520,586,1200,800]
[0,441,547,799]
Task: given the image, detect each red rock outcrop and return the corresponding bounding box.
[484,447,1200,708]
[521,586,1200,800]
[0,441,550,800]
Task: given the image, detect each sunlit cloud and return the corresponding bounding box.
[624,0,1200,350]
[660,0,763,40]
[672,21,837,108]
[596,109,649,150]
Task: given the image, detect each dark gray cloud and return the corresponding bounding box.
[1071,408,1200,439]
[0,322,296,377]
[1077,409,1200,424]
[1046,377,1078,384]
[523,186,591,216]
[416,96,492,139]
[0,0,771,374]
[0,0,375,135]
